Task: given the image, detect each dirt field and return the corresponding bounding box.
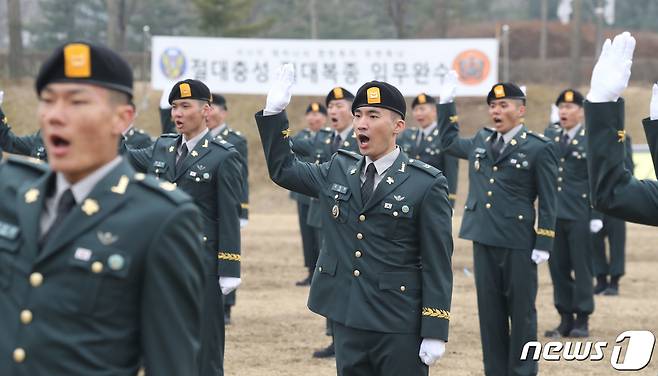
[228,202,658,375]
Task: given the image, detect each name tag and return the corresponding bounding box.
[0,221,19,240]
[331,184,348,194]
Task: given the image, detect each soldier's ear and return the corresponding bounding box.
[112,102,135,136]
[517,104,526,118]
[393,118,405,135]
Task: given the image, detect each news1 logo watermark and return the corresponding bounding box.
[521,330,656,370]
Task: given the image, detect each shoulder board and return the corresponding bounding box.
[212,137,236,150]
[228,128,246,140]
[336,149,360,160]
[528,132,550,142]
[319,128,333,134]
[483,127,495,134]
[160,133,178,138]
[6,155,49,172]
[136,128,146,134]
[407,158,440,176]
[132,173,191,205]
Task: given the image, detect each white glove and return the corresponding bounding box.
[550,104,560,124]
[587,31,636,103]
[219,277,242,295]
[0,90,4,105]
[590,219,604,233]
[650,83,658,120]
[264,63,295,115]
[531,249,550,265]
[419,338,446,366]
[438,70,458,104]
[240,218,248,229]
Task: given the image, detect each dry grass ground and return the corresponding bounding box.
[2,81,657,375]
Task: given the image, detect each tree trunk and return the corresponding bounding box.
[106,0,121,51]
[387,0,407,38]
[569,0,582,87]
[435,0,448,37]
[7,0,24,78]
[309,0,318,39]
[539,0,548,60]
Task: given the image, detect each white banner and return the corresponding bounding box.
[152,36,498,97]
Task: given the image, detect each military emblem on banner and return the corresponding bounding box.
[160,47,186,79]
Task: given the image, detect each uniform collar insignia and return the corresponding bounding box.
[386,177,395,185]
[110,175,129,195]
[394,195,405,201]
[25,188,39,204]
[81,199,100,216]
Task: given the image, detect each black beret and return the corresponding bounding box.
[555,89,584,107]
[168,79,212,105]
[325,87,355,106]
[35,41,133,97]
[486,82,525,104]
[351,81,406,120]
[211,93,227,110]
[306,102,327,115]
[411,93,436,108]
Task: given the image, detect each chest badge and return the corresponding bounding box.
[97,231,118,245]
[108,254,125,271]
[332,204,340,218]
[394,195,405,201]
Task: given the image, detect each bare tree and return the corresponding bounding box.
[7,0,24,78]
[387,0,407,38]
[569,0,582,86]
[539,0,548,60]
[435,0,448,37]
[107,0,139,51]
[309,0,318,39]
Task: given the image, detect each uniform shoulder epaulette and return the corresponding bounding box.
[336,149,360,160]
[5,154,48,172]
[483,127,495,134]
[132,173,191,205]
[320,127,332,134]
[160,133,178,138]
[212,137,236,150]
[528,131,550,142]
[407,158,440,176]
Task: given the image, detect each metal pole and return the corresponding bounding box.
[502,24,510,82]
[138,25,151,115]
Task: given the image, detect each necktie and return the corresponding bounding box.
[176,143,188,173]
[560,132,570,154]
[39,188,76,249]
[491,134,505,160]
[361,163,377,205]
[331,134,342,154]
[416,129,424,148]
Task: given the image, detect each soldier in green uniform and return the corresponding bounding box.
[290,102,327,286]
[124,79,243,376]
[397,93,459,206]
[0,41,205,375]
[591,136,633,296]
[585,32,658,229]
[542,89,598,338]
[206,92,249,325]
[0,103,152,161]
[256,65,453,375]
[438,74,558,376]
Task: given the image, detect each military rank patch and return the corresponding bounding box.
[565,90,574,102]
[311,102,319,112]
[494,84,505,98]
[64,43,91,78]
[333,87,344,99]
[418,94,426,104]
[367,87,381,104]
[179,83,192,98]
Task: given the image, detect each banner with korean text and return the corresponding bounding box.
[152,36,498,97]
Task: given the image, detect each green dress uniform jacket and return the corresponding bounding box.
[215,126,249,220]
[125,132,242,277]
[397,125,459,206]
[586,99,658,225]
[256,110,454,341]
[0,156,205,376]
[289,128,317,206]
[123,127,154,150]
[438,102,558,251]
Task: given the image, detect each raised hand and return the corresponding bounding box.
[587,31,636,103]
[264,63,295,114]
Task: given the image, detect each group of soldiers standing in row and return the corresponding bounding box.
[0,30,650,376]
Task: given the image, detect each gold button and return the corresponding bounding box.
[400,285,406,292]
[559,167,563,172]
[91,261,104,274]
[487,191,492,197]
[518,215,524,220]
[359,214,366,222]
[20,310,32,325]
[489,178,495,184]
[493,166,498,172]
[354,250,362,258]
[13,348,25,363]
[353,270,360,277]
[485,203,492,209]
[356,233,363,240]
[29,273,43,287]
[203,236,208,242]
[557,186,562,191]
[318,266,323,272]
[558,177,563,182]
